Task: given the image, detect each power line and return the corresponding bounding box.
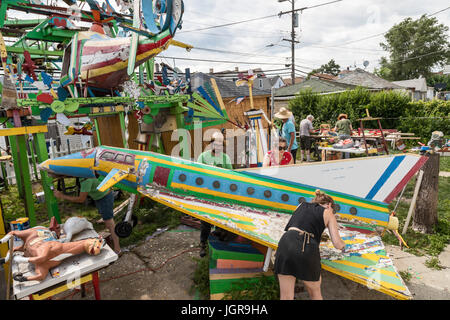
[157,56,291,66]
[180,0,344,34]
[179,14,278,34]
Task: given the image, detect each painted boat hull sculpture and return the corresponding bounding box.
[39,147,426,299]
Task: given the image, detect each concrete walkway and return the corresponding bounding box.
[385,245,450,299]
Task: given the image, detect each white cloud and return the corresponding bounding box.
[161,0,450,75]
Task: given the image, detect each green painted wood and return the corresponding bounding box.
[16,135,36,226]
[34,132,61,224]
[5,122,23,198]
[118,111,127,148]
[321,260,405,288]
[28,138,39,181]
[94,118,101,146]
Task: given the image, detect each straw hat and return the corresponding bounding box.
[211,131,224,143]
[338,113,348,120]
[275,107,293,119]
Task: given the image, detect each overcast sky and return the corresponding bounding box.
[11,0,450,78]
[159,0,450,77]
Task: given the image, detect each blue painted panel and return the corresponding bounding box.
[366,156,405,200]
[49,165,96,178]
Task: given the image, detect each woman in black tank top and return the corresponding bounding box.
[274,190,346,300]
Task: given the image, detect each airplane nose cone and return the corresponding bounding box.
[39,148,98,178]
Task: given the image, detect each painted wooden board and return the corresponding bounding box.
[144,191,411,300]
[11,229,118,300]
[240,154,428,203]
[127,0,140,76]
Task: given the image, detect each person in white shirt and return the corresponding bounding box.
[299,115,315,162]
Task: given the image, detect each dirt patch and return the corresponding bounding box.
[50,225,448,300]
[54,226,202,300]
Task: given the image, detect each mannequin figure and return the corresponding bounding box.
[1,227,104,282]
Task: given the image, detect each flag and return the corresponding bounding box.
[235,96,245,105]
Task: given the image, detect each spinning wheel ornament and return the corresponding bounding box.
[143,0,184,35]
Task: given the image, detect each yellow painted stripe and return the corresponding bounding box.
[331,259,400,278]
[143,192,277,249]
[31,274,93,300]
[338,213,389,227]
[171,182,295,211]
[143,154,388,213]
[0,125,48,137]
[361,252,390,262]
[47,159,94,168]
[158,195,257,232]
[210,271,273,281]
[321,264,410,300]
[81,39,172,79]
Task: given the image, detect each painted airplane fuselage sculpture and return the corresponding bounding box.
[39,147,423,299]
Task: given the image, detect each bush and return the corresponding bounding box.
[288,88,450,142]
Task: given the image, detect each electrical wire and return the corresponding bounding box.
[179,0,344,34]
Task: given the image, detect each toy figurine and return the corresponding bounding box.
[1,227,104,282]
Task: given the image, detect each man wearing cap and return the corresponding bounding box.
[275,107,299,163]
[299,115,315,162]
[197,131,233,257]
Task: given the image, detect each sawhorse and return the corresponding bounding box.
[27,271,101,300]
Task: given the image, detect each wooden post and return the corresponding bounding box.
[412,153,440,234]
[16,135,36,226]
[34,132,61,224]
[360,119,369,156]
[377,119,389,155]
[402,170,424,235]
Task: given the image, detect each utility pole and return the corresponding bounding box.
[278,0,300,85]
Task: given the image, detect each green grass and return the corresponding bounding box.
[0,181,182,248]
[117,198,182,248]
[222,275,279,300]
[190,248,211,300]
[440,156,450,172]
[425,257,444,270]
[383,175,450,257]
[399,270,413,282]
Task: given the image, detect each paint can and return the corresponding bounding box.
[9,221,20,241]
[16,218,30,231]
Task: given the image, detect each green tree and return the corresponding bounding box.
[379,15,450,81]
[307,59,341,78]
[427,74,450,91]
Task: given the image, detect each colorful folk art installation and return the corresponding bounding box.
[241,153,428,204]
[38,146,421,299]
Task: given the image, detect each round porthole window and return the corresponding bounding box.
[247,187,255,195]
[230,184,238,192]
[350,207,357,215]
[281,194,289,202]
[213,181,220,189]
[264,190,272,198]
[298,197,306,204]
[334,204,341,212]
[195,177,204,186]
[179,174,187,182]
